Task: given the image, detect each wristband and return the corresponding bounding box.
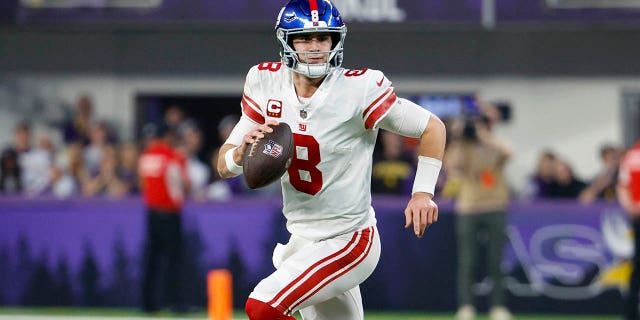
[412,156,443,196]
[224,147,243,176]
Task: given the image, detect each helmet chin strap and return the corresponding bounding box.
[287,50,335,78]
[293,62,331,78]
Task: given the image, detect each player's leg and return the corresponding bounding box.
[625,218,640,320]
[485,211,512,320]
[485,211,507,307]
[245,226,380,320]
[298,285,363,320]
[166,213,184,311]
[142,210,162,312]
[455,214,479,319]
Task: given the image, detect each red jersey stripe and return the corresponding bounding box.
[271,227,373,313]
[362,87,393,119]
[365,92,397,129]
[286,227,375,314]
[267,230,360,308]
[242,96,265,124]
[243,93,262,112]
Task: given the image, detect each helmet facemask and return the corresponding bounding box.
[276,26,346,78]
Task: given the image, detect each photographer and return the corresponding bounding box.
[449,104,513,320]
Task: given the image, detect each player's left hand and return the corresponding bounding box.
[404,192,438,238]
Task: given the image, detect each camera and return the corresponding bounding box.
[461,114,491,142]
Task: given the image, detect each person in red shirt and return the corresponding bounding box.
[138,123,190,313]
[618,140,640,320]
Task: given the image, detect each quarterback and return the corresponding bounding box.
[217,0,446,319]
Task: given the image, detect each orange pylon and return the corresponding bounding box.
[208,269,233,320]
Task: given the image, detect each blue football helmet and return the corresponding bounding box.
[275,0,347,78]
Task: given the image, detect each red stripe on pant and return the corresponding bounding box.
[266,230,361,308]
[271,227,374,314]
[288,228,375,313]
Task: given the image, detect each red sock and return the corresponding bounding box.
[245,298,296,320]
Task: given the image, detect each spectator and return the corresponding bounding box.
[57,142,90,192]
[51,142,89,197]
[33,127,75,197]
[523,150,558,199]
[216,114,238,145]
[371,131,415,195]
[84,120,115,175]
[82,146,129,198]
[178,121,210,201]
[36,131,58,161]
[579,144,621,203]
[10,121,52,195]
[450,108,513,320]
[0,149,22,194]
[118,142,140,194]
[137,123,189,313]
[548,159,587,199]
[47,165,77,198]
[62,94,94,145]
[140,123,159,150]
[164,105,187,131]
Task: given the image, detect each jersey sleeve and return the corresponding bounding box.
[361,69,398,129]
[378,98,432,138]
[241,65,266,125]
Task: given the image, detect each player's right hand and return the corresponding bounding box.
[235,120,279,164]
[404,192,439,238]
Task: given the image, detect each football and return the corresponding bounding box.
[242,123,294,189]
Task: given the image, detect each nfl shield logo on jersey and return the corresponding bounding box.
[263,140,283,158]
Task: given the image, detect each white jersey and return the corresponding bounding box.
[241,62,398,240]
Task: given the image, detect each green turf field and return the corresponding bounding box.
[0,307,620,319]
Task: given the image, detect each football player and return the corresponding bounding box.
[216,0,446,319]
[619,140,640,320]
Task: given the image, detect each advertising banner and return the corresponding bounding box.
[0,196,629,313]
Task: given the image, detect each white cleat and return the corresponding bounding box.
[489,306,513,320]
[455,304,476,320]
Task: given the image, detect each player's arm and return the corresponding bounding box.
[378,98,446,238]
[216,117,278,179]
[218,66,279,179]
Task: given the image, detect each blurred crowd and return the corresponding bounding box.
[0,94,624,204]
[0,94,276,201]
[370,100,623,205]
